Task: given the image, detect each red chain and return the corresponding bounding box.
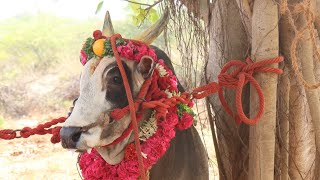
[0,117,66,143]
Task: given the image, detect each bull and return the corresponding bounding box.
[60,11,209,180]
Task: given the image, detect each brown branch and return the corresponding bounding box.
[122,0,152,6]
[205,98,227,180]
[145,0,163,10]
[123,0,163,10]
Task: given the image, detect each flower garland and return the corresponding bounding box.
[78,30,195,180]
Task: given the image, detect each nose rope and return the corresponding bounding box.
[110,34,147,180]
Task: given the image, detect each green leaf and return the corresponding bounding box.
[137,12,146,22]
[129,3,141,14]
[148,8,159,23]
[139,8,147,16]
[95,1,104,14]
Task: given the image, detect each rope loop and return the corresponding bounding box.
[0,129,17,139]
[215,56,283,124]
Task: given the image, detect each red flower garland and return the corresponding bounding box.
[78,32,194,179]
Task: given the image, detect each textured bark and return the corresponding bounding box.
[248,0,279,179]
[206,0,250,179]
[279,7,296,180]
[279,5,317,178]
[275,68,290,180]
[314,0,320,34]
[235,0,252,43]
[295,1,320,177]
[313,1,320,177]
[288,77,316,179]
[283,2,319,175]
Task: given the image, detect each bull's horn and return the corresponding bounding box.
[135,9,169,45]
[102,11,115,37]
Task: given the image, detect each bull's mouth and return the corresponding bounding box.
[61,113,133,165]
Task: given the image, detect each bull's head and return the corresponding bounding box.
[60,10,168,165]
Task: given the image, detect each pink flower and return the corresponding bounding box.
[80,50,88,65]
[147,49,157,60]
[176,112,194,130]
[188,100,194,107]
[124,143,137,161]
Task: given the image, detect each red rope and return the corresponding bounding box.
[110,34,147,180]
[110,56,283,125]
[0,117,66,143]
[0,35,284,179]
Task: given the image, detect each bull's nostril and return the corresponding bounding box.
[60,126,83,149]
[72,131,82,142]
[109,117,114,124]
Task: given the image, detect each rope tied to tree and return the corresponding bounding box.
[0,34,284,180]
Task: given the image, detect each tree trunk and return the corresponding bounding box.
[288,77,316,179]
[248,0,279,179]
[206,0,250,179]
[278,3,318,178]
[276,68,290,180]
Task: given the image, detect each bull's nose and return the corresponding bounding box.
[60,127,82,149]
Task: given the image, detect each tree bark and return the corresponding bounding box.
[294,1,320,177]
[279,3,318,178]
[276,68,290,180]
[314,0,320,34]
[206,0,250,179]
[248,0,279,179]
[288,77,316,179]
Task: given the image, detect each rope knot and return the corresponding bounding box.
[192,56,283,125]
[217,56,283,125]
[20,127,33,138]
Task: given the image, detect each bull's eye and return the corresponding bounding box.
[113,76,122,84]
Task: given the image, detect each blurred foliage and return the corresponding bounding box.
[96,0,160,26]
[96,1,104,14]
[0,12,167,118]
[0,13,99,84]
[0,13,166,82]
[128,2,159,26]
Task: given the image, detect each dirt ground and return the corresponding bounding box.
[0,109,218,180]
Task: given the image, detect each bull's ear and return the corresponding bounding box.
[137,56,155,79]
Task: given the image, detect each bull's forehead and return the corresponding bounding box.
[81,57,136,80]
[79,57,141,102]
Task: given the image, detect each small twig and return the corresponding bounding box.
[124,0,163,28]
[122,0,152,7]
[145,0,163,10]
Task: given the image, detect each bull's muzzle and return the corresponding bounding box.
[60,126,83,149]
